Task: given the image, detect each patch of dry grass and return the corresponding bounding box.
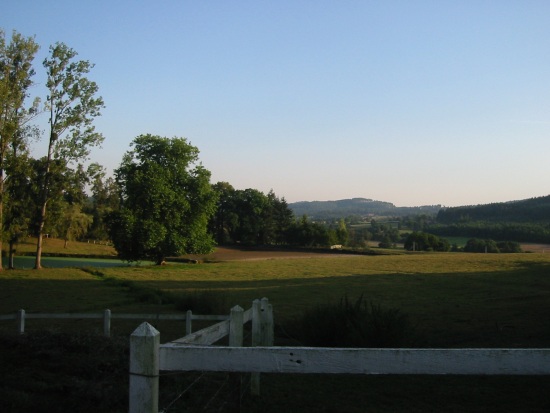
[12,237,116,256]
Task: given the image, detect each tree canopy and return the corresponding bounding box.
[108,134,217,264]
[34,42,104,268]
[0,29,40,270]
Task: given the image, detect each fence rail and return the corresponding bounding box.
[129,298,274,413]
[159,346,550,375]
[129,297,550,413]
[0,309,227,337]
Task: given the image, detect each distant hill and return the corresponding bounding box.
[436,195,550,224]
[289,198,442,220]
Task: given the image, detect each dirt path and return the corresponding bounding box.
[182,243,550,262]
[182,246,345,262]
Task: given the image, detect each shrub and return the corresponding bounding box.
[496,241,523,253]
[296,294,414,348]
[464,238,500,253]
[404,232,450,252]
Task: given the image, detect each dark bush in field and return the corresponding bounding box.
[296,295,415,348]
[496,241,523,253]
[404,231,450,251]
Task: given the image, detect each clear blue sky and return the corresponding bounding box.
[3,1,550,207]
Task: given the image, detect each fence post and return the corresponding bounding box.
[17,309,25,335]
[250,298,267,396]
[129,322,160,413]
[185,310,192,335]
[103,309,111,338]
[229,305,244,409]
[229,305,244,347]
[261,297,274,346]
[251,299,261,346]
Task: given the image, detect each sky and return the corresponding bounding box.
[2,1,550,207]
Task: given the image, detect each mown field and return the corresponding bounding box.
[1,244,550,412]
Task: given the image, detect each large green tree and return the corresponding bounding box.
[108,134,217,264]
[0,29,39,270]
[35,42,104,269]
[209,185,294,245]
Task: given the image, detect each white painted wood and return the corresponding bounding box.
[103,309,111,338]
[250,299,262,395]
[129,322,160,413]
[229,306,244,347]
[185,310,192,335]
[17,309,25,334]
[159,346,550,376]
[251,299,261,346]
[2,309,228,335]
[265,303,274,346]
[8,311,226,321]
[171,319,231,345]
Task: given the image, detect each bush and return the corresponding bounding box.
[296,294,415,348]
[404,232,450,252]
[496,241,523,253]
[464,238,500,253]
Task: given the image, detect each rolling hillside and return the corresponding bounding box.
[436,195,550,224]
[289,198,441,219]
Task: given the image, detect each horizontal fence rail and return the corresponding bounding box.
[159,346,550,375]
[171,307,253,345]
[129,298,273,413]
[128,297,550,413]
[0,309,228,337]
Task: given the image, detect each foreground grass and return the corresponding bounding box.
[2,251,550,412]
[95,252,550,347]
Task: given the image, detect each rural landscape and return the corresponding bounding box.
[2,9,550,413]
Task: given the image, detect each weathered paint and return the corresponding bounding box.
[159,346,550,375]
[129,323,160,413]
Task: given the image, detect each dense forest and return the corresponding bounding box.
[431,196,550,243]
[436,196,550,224]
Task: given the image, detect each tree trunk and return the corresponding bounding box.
[34,202,47,270]
[8,240,15,269]
[0,168,4,271]
[35,134,54,270]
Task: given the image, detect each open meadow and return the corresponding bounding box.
[1,245,550,412]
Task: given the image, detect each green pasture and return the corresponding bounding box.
[2,251,550,412]
[2,252,550,347]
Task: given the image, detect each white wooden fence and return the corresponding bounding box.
[129,297,550,413]
[130,298,274,413]
[0,308,227,337]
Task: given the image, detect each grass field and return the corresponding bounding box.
[13,236,117,256]
[1,244,550,412]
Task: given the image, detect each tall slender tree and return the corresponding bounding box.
[35,42,104,269]
[0,29,40,270]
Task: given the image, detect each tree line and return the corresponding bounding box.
[1,29,104,269]
[1,29,362,268]
[432,196,550,243]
